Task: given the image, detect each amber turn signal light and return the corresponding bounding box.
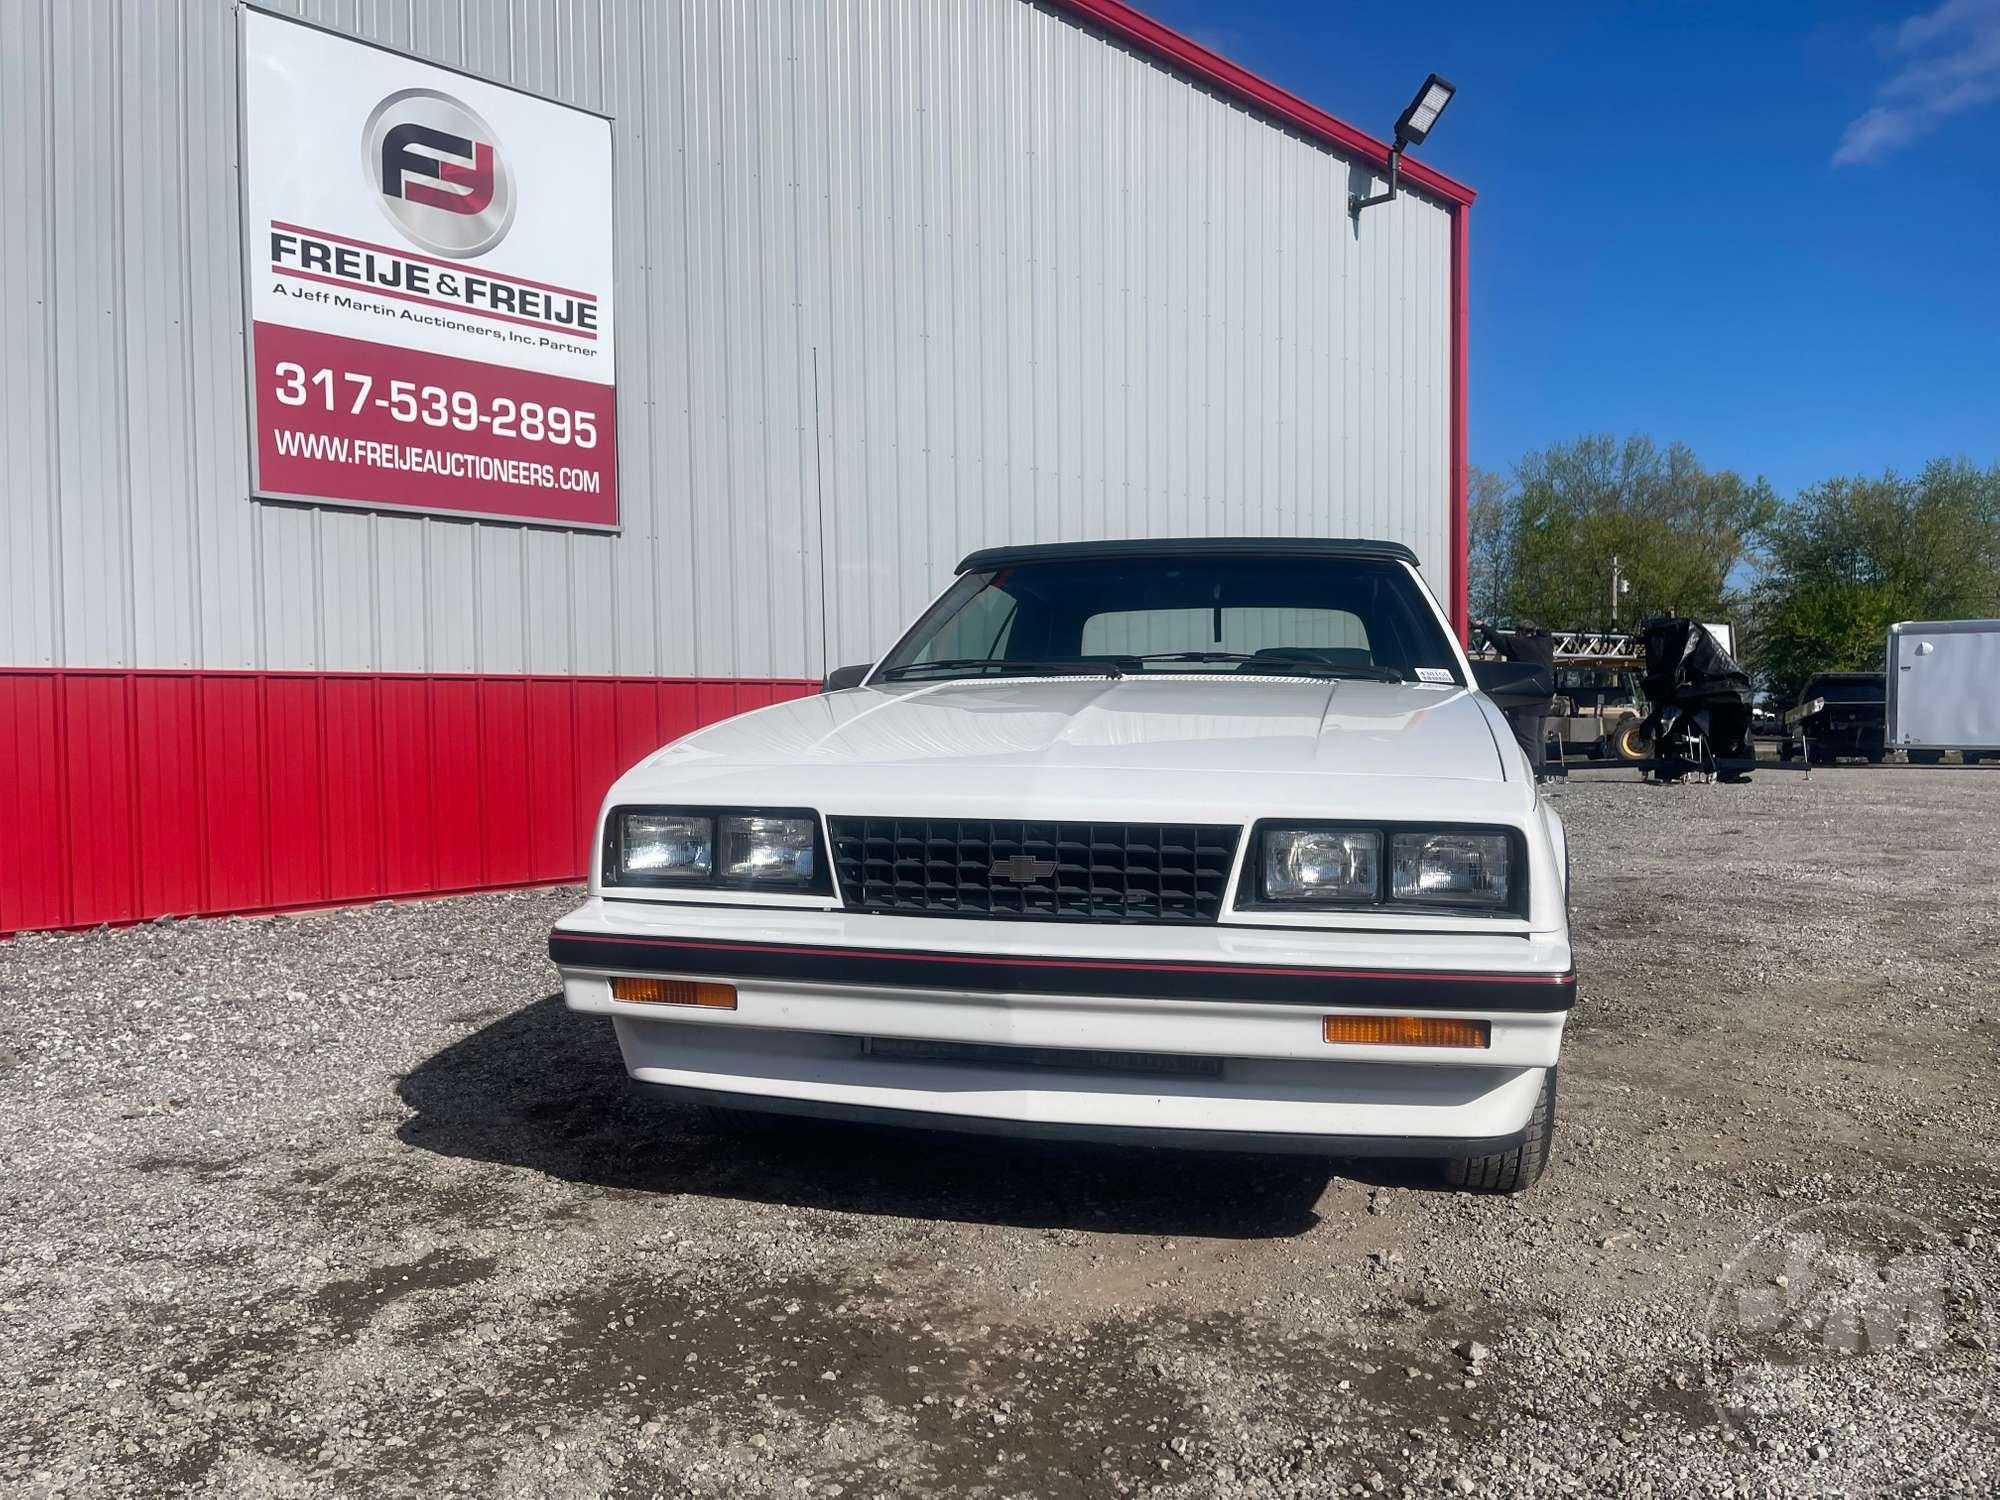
[611,977,737,1009]
[1322,1014,1489,1048]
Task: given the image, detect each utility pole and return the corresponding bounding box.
[1610,555,1629,626]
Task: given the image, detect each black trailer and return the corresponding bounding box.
[1779,673,1887,764]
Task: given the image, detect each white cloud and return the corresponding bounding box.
[1834,0,2000,164]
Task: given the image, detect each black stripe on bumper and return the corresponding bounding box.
[548,930,1575,1012]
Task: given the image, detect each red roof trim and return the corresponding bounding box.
[1047,0,1476,208]
[1449,206,1471,641]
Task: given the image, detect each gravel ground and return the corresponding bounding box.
[3,766,1997,1499]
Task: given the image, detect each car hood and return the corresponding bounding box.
[613,676,1524,822]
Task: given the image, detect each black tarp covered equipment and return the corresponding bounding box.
[1635,617,1754,781]
[1473,623,1557,773]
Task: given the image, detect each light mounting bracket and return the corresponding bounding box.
[1350,73,1455,222]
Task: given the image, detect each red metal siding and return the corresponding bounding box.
[65,676,139,927]
[0,670,818,937]
[134,675,205,919]
[3,675,66,934]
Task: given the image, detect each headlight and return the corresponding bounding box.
[605,806,829,893]
[1390,831,1511,908]
[719,815,816,886]
[1241,823,1518,912]
[616,812,712,880]
[1262,828,1380,902]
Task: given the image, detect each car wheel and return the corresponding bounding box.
[1611,719,1650,762]
[1442,1068,1556,1194]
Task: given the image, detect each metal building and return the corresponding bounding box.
[0,0,1473,935]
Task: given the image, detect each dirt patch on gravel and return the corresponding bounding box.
[3,768,1998,1497]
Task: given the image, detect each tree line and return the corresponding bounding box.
[1467,436,2000,698]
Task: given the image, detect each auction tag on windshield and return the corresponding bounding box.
[1416,667,1456,684]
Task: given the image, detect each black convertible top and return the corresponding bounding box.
[955,536,1421,573]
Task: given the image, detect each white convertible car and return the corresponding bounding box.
[552,538,1572,1191]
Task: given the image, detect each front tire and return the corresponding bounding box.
[1443,1068,1556,1194]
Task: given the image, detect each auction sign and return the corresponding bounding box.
[239,10,617,527]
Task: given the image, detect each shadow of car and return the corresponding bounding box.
[393,994,1400,1240]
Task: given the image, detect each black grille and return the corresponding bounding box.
[829,818,1240,924]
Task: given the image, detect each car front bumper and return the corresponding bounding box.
[551,897,1573,1154]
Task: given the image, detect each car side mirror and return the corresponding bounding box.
[822,663,872,694]
[1472,660,1553,708]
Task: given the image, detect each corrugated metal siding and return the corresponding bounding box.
[0,668,816,935]
[2,0,1455,680]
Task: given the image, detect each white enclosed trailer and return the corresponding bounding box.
[1887,620,2000,763]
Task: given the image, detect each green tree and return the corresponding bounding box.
[1748,460,2000,697]
[1466,465,1511,622]
[1499,435,1776,630]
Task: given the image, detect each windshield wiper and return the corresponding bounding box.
[877,652,1410,684]
[1128,651,1406,683]
[1249,661,1406,683]
[875,657,1129,682]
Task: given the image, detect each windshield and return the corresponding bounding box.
[874,554,1463,685]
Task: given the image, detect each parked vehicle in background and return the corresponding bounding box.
[1551,666,1650,761]
[1779,673,1887,764]
[1889,620,2000,765]
[1469,628,1652,763]
[553,538,1576,1192]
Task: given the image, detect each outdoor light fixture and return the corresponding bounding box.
[1394,74,1456,148]
[1350,72,1457,220]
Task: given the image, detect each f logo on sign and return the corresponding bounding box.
[382,123,495,216]
[362,88,516,258]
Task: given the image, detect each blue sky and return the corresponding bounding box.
[1146,0,2000,500]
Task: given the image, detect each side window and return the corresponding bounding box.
[913,585,1018,663]
[1081,608,1370,658]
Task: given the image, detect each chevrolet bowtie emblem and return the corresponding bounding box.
[990,854,1058,884]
